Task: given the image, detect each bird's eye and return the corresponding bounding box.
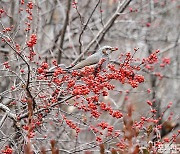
[102,49,107,54]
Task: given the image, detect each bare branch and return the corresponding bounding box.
[78,0,101,54]
[57,0,72,64]
[72,0,132,65]
[0,103,16,122]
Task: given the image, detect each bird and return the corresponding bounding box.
[46,46,118,76]
[67,46,118,70]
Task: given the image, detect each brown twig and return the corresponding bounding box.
[78,0,101,54]
[57,0,72,64]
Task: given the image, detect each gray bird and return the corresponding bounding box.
[46,46,118,76]
[67,46,118,70]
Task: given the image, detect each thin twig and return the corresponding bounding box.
[57,0,72,64]
[78,0,101,54]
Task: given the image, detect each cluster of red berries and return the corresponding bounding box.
[2,27,12,33]
[27,2,33,9]
[37,62,49,75]
[27,34,37,47]
[72,85,90,95]
[20,0,24,5]
[63,116,80,134]
[24,2,34,31]
[72,1,78,9]
[3,61,10,69]
[97,122,115,137]
[1,146,13,154]
[143,49,160,65]
[0,9,4,18]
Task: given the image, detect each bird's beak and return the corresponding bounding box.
[111,47,118,51]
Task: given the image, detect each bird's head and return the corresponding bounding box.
[99,46,118,55]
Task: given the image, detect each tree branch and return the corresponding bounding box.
[72,0,132,65]
[0,103,16,123]
[78,0,101,54]
[57,0,72,64]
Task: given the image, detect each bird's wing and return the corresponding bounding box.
[72,53,101,70]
